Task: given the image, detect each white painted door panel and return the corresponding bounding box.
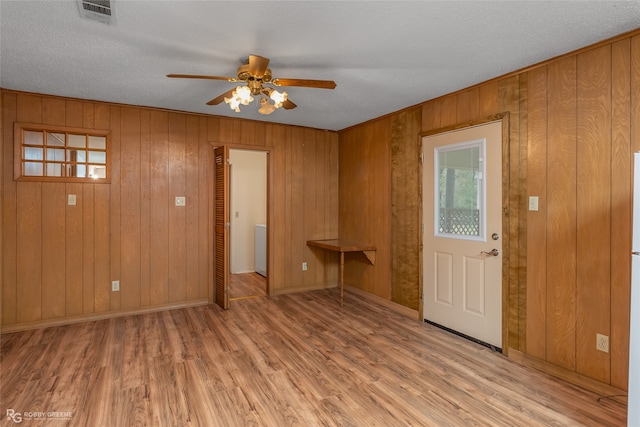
[423,121,502,348]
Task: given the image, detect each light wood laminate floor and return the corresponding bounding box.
[1,289,627,426]
[230,272,267,300]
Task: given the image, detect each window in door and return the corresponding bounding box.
[434,139,485,241]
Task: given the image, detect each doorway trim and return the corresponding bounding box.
[210,142,274,307]
[419,112,510,354]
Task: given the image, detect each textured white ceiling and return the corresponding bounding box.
[2,1,639,131]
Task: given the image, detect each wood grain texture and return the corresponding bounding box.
[120,107,142,309]
[610,38,631,391]
[110,106,122,312]
[498,74,523,352]
[2,91,338,329]
[390,108,421,310]
[525,66,548,360]
[576,45,612,384]
[149,110,169,306]
[0,290,627,426]
[2,93,17,325]
[3,29,640,396]
[229,272,266,299]
[339,117,391,299]
[168,113,187,303]
[41,182,66,319]
[547,56,578,371]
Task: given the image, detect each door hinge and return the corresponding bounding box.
[420,152,424,164]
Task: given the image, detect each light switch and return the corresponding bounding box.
[528,196,539,211]
[175,196,186,207]
[68,194,77,206]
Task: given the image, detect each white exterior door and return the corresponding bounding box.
[422,121,502,348]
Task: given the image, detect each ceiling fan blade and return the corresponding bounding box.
[272,78,336,89]
[249,55,270,78]
[207,89,236,105]
[282,99,297,110]
[167,73,236,81]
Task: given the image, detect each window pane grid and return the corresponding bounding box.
[18,125,108,181]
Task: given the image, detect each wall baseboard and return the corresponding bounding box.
[272,282,337,296]
[508,348,627,403]
[0,299,210,334]
[345,285,419,320]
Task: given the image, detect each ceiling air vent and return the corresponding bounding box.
[77,0,115,24]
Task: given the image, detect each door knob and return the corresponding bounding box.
[481,248,499,256]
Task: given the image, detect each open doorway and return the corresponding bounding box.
[229,149,268,300]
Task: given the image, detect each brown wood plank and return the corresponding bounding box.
[110,106,122,311]
[149,111,169,306]
[82,183,95,313]
[139,110,151,307]
[312,130,326,286]
[421,101,438,132]
[546,56,577,370]
[16,92,42,123]
[479,81,499,117]
[576,45,612,384]
[518,73,529,348]
[633,35,640,154]
[65,99,85,316]
[525,66,548,360]
[82,102,95,129]
[196,116,209,300]
[2,92,18,325]
[65,100,84,128]
[302,128,316,287]
[269,125,286,291]
[168,113,187,303]
[65,182,84,316]
[16,182,42,323]
[229,272,266,299]
[290,127,304,289]
[42,97,65,126]
[611,38,632,391]
[94,182,111,312]
[120,107,142,309]
[439,96,457,127]
[186,115,200,301]
[456,88,480,122]
[41,182,66,319]
[498,74,522,351]
[0,291,627,426]
[390,108,421,310]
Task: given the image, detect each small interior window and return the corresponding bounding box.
[15,122,110,182]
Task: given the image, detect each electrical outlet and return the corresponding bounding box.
[175,196,186,207]
[302,262,308,271]
[112,280,120,292]
[528,196,539,211]
[68,194,77,206]
[596,333,609,353]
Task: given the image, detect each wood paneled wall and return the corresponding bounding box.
[1,91,338,330]
[339,117,391,299]
[338,30,640,391]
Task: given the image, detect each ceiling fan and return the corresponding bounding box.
[167,54,336,115]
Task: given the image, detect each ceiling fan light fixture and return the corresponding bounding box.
[224,85,254,112]
[259,97,276,115]
[269,89,287,108]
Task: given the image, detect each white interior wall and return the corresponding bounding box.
[230,149,267,274]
